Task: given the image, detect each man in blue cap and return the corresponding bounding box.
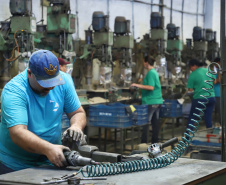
[0,50,86,174]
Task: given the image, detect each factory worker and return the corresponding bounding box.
[0,50,86,175]
[58,57,71,73]
[186,59,215,133]
[212,57,221,126]
[130,55,163,143]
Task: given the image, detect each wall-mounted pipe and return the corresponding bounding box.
[170,0,173,23]
[76,0,79,38]
[159,0,164,17]
[107,0,110,17]
[42,0,44,25]
[132,0,135,36]
[203,0,206,27]
[181,0,184,41]
[196,0,199,26]
[151,0,153,12]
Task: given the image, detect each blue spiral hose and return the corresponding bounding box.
[78,63,220,177]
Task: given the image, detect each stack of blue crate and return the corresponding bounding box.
[132,105,148,125]
[109,103,148,125]
[159,99,182,118]
[89,104,132,128]
[89,103,149,128]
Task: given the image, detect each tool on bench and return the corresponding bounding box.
[42,176,107,184]
[147,137,179,158]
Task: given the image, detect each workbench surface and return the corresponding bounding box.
[0,158,226,185]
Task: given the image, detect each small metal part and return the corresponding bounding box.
[147,137,179,158]
[92,151,122,163]
[78,144,99,158]
[67,177,80,185]
[67,177,107,185]
[64,150,96,166]
[147,143,162,158]
[41,179,67,184]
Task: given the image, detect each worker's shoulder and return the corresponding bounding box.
[60,71,72,80]
[59,71,74,85]
[148,68,158,76]
[2,71,28,100]
[4,71,27,90]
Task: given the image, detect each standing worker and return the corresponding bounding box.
[58,57,71,73]
[130,55,163,144]
[187,59,215,132]
[213,57,221,126]
[0,50,86,175]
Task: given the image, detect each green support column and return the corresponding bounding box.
[220,0,226,161]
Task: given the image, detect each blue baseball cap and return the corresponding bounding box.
[29,50,65,88]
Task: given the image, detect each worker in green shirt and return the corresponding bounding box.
[130,55,163,143]
[187,59,215,131]
[212,57,221,125]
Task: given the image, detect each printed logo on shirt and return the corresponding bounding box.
[50,100,59,112]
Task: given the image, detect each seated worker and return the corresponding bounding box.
[58,58,70,73]
[0,50,86,175]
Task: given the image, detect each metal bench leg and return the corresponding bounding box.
[98,127,101,150]
[120,128,124,154]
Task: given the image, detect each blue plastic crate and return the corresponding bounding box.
[89,104,132,128]
[109,103,148,126]
[89,119,132,128]
[89,104,149,127]
[132,115,148,125]
[133,105,148,115]
[132,105,148,125]
[108,102,125,106]
[89,104,127,117]
[160,100,182,118]
[191,140,221,147]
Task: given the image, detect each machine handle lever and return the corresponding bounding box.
[161,137,178,149]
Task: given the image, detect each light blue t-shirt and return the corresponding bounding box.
[0,70,81,170]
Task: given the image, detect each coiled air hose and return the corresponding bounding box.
[78,63,220,177]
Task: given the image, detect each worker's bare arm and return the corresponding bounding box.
[9,125,69,167]
[62,106,86,142]
[130,83,154,91]
[67,106,86,130]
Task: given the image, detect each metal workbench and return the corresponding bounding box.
[0,158,226,185]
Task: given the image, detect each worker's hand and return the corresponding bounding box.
[45,145,70,168]
[62,126,84,143]
[130,83,139,88]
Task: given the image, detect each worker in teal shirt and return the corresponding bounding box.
[0,50,86,175]
[130,55,163,143]
[187,59,215,132]
[212,57,221,125]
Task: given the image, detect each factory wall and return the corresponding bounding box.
[0,0,221,43]
[212,0,220,43]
